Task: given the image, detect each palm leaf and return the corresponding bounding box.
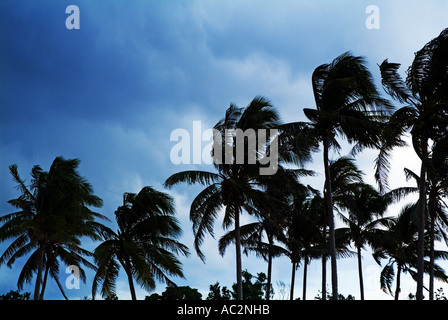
[380,262,395,295]
[189,183,223,261]
[379,59,412,104]
[164,170,221,188]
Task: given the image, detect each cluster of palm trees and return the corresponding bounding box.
[164,28,448,300]
[1,28,448,300]
[0,157,189,300]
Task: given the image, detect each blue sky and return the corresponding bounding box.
[1,0,447,300]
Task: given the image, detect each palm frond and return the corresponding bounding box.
[164,170,221,188]
[379,59,413,104]
[380,262,395,296]
[189,183,223,261]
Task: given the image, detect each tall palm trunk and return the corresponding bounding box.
[323,137,338,299]
[290,261,296,300]
[33,245,45,300]
[356,244,365,300]
[429,199,436,300]
[302,255,308,300]
[321,254,327,300]
[39,263,50,300]
[416,139,428,300]
[265,234,273,300]
[54,276,69,300]
[124,257,137,300]
[395,263,402,300]
[234,210,243,300]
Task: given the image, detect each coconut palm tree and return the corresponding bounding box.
[336,183,391,300]
[218,218,287,300]
[0,157,107,300]
[218,170,311,300]
[426,135,448,298]
[92,186,189,300]
[283,187,325,300]
[292,52,392,298]
[373,203,448,300]
[379,28,448,299]
[385,138,448,299]
[164,96,293,300]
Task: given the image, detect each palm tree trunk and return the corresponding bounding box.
[395,264,402,300]
[265,235,273,300]
[356,244,365,300]
[302,255,308,300]
[290,261,296,300]
[321,254,327,300]
[323,137,338,299]
[33,245,45,300]
[429,201,436,300]
[54,276,69,300]
[234,210,243,300]
[124,258,137,300]
[39,263,50,300]
[416,146,427,300]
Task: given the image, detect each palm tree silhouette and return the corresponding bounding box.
[0,157,107,300]
[379,28,448,299]
[336,182,391,300]
[283,186,325,300]
[373,204,448,300]
[92,186,189,300]
[164,96,290,300]
[291,52,392,298]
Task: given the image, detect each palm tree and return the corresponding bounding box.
[292,52,392,298]
[373,204,448,300]
[92,186,189,300]
[0,157,107,300]
[218,218,287,300]
[336,182,391,300]
[379,28,448,299]
[426,135,448,299]
[164,97,291,300]
[218,170,310,300]
[386,140,448,300]
[283,187,325,300]
[218,195,291,301]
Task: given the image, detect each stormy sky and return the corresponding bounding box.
[1,0,447,299]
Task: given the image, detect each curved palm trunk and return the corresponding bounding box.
[416,147,427,300]
[356,244,365,300]
[265,253,272,300]
[54,276,69,300]
[234,210,243,300]
[39,263,50,300]
[323,138,338,299]
[290,261,296,300]
[302,256,308,300]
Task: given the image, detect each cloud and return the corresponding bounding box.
[1,0,448,300]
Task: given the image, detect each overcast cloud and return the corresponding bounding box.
[1,0,447,300]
